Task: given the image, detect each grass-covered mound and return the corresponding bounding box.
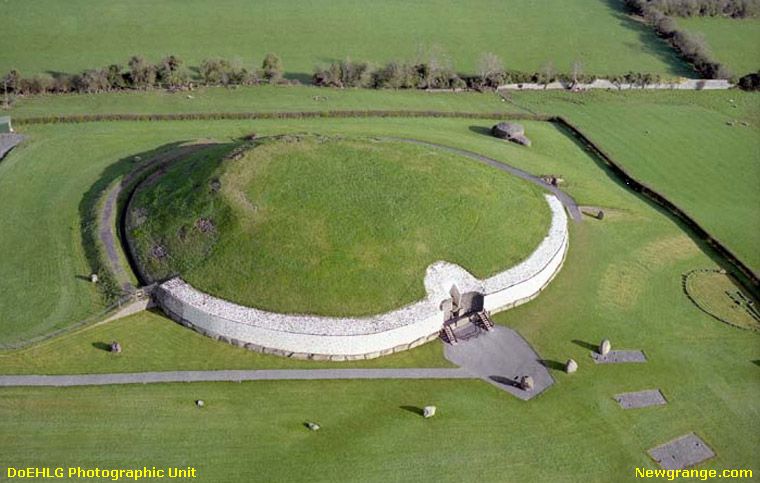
[127,135,551,316]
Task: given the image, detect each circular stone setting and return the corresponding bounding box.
[128,134,552,317]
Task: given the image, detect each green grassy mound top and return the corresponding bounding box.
[128,135,551,316]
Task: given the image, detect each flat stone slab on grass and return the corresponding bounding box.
[592,350,647,364]
[648,433,715,470]
[614,389,667,409]
[443,325,553,400]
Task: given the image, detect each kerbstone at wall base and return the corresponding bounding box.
[154,194,569,359]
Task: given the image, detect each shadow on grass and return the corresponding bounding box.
[78,140,236,300]
[91,342,111,352]
[572,339,597,351]
[598,0,695,77]
[468,125,494,137]
[752,360,760,368]
[539,359,565,371]
[399,405,424,416]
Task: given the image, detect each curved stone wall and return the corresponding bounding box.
[154,194,569,359]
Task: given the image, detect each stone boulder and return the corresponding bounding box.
[491,122,532,147]
[306,422,321,431]
[492,122,525,139]
[90,273,99,283]
[599,339,611,356]
[520,375,534,391]
[110,341,122,353]
[423,406,437,418]
[195,399,205,407]
[565,359,578,374]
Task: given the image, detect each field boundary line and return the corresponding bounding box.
[13,110,551,125]
[552,116,759,293]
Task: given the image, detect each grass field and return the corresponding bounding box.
[0,117,606,345]
[677,17,760,76]
[507,89,760,273]
[1,113,758,479]
[129,136,550,315]
[6,85,507,118]
[1,0,691,78]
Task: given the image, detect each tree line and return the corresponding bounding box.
[1,53,288,96]
[624,0,759,18]
[624,0,740,79]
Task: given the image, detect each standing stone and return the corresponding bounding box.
[90,273,99,283]
[307,422,320,431]
[599,339,611,355]
[195,399,204,408]
[423,406,437,418]
[520,375,534,391]
[565,359,578,374]
[110,341,122,353]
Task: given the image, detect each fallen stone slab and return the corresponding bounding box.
[614,389,667,409]
[592,350,647,364]
[648,433,715,470]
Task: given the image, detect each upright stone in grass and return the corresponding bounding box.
[599,339,611,355]
[565,359,578,373]
[110,341,122,353]
[520,375,534,391]
[195,399,204,408]
[90,273,99,283]
[306,422,320,431]
[423,406,436,418]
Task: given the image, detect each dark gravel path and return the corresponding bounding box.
[387,137,582,222]
[0,368,474,387]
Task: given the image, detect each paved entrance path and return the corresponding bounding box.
[0,368,473,387]
[444,325,554,400]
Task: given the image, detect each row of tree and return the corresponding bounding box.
[624,1,733,79]
[624,0,759,18]
[312,54,668,90]
[2,54,287,96]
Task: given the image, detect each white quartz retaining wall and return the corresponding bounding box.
[498,79,732,91]
[154,194,569,360]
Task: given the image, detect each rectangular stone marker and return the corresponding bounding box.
[648,433,715,470]
[592,350,647,364]
[614,389,667,409]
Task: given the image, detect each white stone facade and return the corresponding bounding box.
[155,195,569,359]
[498,78,732,91]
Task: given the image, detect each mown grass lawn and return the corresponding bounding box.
[508,89,760,273]
[0,117,591,345]
[7,85,507,118]
[677,17,760,76]
[1,0,690,78]
[1,148,758,479]
[129,136,550,315]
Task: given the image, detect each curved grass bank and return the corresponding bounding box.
[128,135,552,316]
